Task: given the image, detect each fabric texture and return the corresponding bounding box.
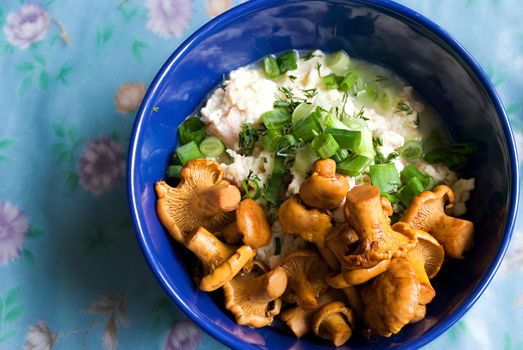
[0,0,522,349]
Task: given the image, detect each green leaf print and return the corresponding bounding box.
[96,25,114,47]
[120,6,139,22]
[67,170,80,190]
[0,7,4,27]
[85,228,113,252]
[132,40,148,62]
[0,286,25,343]
[0,42,13,55]
[39,71,49,90]
[22,249,35,265]
[33,54,45,66]
[447,320,468,342]
[0,139,12,163]
[150,297,181,330]
[18,76,33,96]
[485,62,507,86]
[57,63,73,86]
[27,227,45,239]
[15,62,34,72]
[51,123,84,166]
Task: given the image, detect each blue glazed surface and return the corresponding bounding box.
[128,0,519,349]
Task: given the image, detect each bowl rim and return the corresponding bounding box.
[127,0,520,348]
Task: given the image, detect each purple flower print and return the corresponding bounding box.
[4,4,51,49]
[163,319,202,350]
[146,0,193,39]
[0,202,29,266]
[77,136,124,195]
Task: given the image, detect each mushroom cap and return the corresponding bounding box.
[324,224,359,263]
[343,185,417,268]
[410,304,426,324]
[361,258,421,337]
[299,159,350,210]
[327,259,391,289]
[393,222,444,279]
[223,263,287,327]
[312,301,355,347]
[155,159,241,243]
[401,185,474,259]
[278,250,329,309]
[185,226,256,292]
[236,199,272,248]
[278,196,333,247]
[279,289,345,338]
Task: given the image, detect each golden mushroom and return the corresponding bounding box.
[361,258,422,337]
[393,222,445,304]
[278,195,333,247]
[312,301,355,346]
[343,185,417,268]
[185,226,255,291]
[318,224,359,271]
[327,259,391,289]
[279,289,345,338]
[223,262,288,327]
[155,159,241,243]
[401,185,474,259]
[277,250,329,309]
[223,199,272,248]
[299,159,350,210]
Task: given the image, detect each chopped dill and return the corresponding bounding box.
[316,63,322,78]
[288,75,297,83]
[152,106,159,112]
[274,86,305,112]
[415,113,420,126]
[351,106,368,120]
[375,75,387,82]
[373,136,399,164]
[302,88,318,100]
[394,100,414,115]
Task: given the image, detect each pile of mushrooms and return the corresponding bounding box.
[155,158,474,346]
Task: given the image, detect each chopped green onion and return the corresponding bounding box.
[407,176,425,194]
[356,82,378,104]
[277,50,298,74]
[263,55,280,78]
[326,50,351,76]
[325,128,361,150]
[322,73,339,90]
[369,163,401,193]
[293,146,319,174]
[336,154,372,176]
[176,141,203,165]
[333,148,349,163]
[381,192,399,205]
[263,155,287,207]
[400,140,423,161]
[376,86,399,112]
[262,129,283,152]
[338,72,358,92]
[291,114,322,142]
[261,108,291,129]
[311,133,339,159]
[178,117,206,145]
[199,136,225,158]
[167,165,182,178]
[400,164,432,188]
[239,123,260,156]
[277,134,298,154]
[344,118,375,159]
[322,112,350,130]
[292,102,315,122]
[241,177,261,200]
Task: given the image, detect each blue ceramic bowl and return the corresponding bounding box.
[128,0,519,349]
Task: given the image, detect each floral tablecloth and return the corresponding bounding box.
[0,0,522,349]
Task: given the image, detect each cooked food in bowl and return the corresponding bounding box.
[154,50,477,346]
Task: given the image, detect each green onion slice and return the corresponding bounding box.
[400,140,423,161]
[262,129,283,152]
[336,154,372,176]
[322,73,339,90]
[241,177,261,200]
[332,148,349,163]
[292,102,315,122]
[338,72,358,93]
[369,163,401,193]
[291,113,322,142]
[178,117,206,145]
[176,141,203,165]
[325,128,361,150]
[263,55,280,78]
[277,50,298,74]
[381,192,399,205]
[261,108,291,129]
[293,146,319,174]
[167,165,182,178]
[311,133,340,159]
[326,50,351,76]
[199,136,225,158]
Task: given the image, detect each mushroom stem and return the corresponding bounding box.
[222,222,242,244]
[249,267,288,303]
[194,180,241,217]
[294,278,318,309]
[319,313,352,347]
[327,259,391,289]
[186,226,236,270]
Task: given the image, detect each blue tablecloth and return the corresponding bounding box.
[1,1,522,349]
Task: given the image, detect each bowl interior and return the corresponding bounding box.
[128,0,518,349]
